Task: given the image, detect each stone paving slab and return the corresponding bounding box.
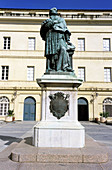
[11,135,108,163]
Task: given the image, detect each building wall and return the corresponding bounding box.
[0,9,112,121]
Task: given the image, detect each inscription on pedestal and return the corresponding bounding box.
[49,92,69,119]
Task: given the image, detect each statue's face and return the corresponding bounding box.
[50,15,56,20]
[50,15,59,21]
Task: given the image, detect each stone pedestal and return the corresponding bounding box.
[34,72,85,148]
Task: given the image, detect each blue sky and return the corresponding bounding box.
[0,0,112,10]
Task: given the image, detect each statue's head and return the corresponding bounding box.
[49,7,58,16]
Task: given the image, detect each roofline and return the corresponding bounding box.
[0,8,112,12]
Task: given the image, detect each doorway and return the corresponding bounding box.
[78,97,89,121]
[23,97,36,121]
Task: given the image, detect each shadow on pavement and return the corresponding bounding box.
[24,137,33,145]
[0,135,22,145]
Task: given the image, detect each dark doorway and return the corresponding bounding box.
[78,97,89,121]
[23,97,36,121]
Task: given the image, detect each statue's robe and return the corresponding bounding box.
[40,16,73,72]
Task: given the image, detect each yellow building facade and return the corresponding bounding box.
[0,8,112,121]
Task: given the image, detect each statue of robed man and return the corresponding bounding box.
[40,7,75,73]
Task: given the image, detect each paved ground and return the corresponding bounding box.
[0,121,36,152]
[81,121,112,149]
[0,121,112,170]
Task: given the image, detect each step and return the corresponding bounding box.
[11,135,108,163]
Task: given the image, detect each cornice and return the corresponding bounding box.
[0,9,112,22]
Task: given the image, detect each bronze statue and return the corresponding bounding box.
[40,7,75,73]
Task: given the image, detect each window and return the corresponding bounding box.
[103,38,110,51]
[1,66,9,80]
[103,98,112,117]
[0,97,9,116]
[104,68,111,82]
[78,67,85,81]
[28,38,35,50]
[78,38,85,51]
[4,37,11,49]
[27,66,34,81]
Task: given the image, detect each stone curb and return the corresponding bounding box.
[11,135,108,163]
[0,142,19,161]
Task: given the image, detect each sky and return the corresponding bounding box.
[0,0,112,10]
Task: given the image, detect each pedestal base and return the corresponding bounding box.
[34,121,85,148]
[35,73,85,148]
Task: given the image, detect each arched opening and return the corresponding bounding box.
[103,98,112,117]
[78,97,89,121]
[0,96,9,116]
[23,97,36,121]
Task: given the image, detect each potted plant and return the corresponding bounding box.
[5,110,14,122]
[100,112,109,123]
[95,117,99,123]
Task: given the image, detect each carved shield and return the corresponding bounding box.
[49,92,69,119]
